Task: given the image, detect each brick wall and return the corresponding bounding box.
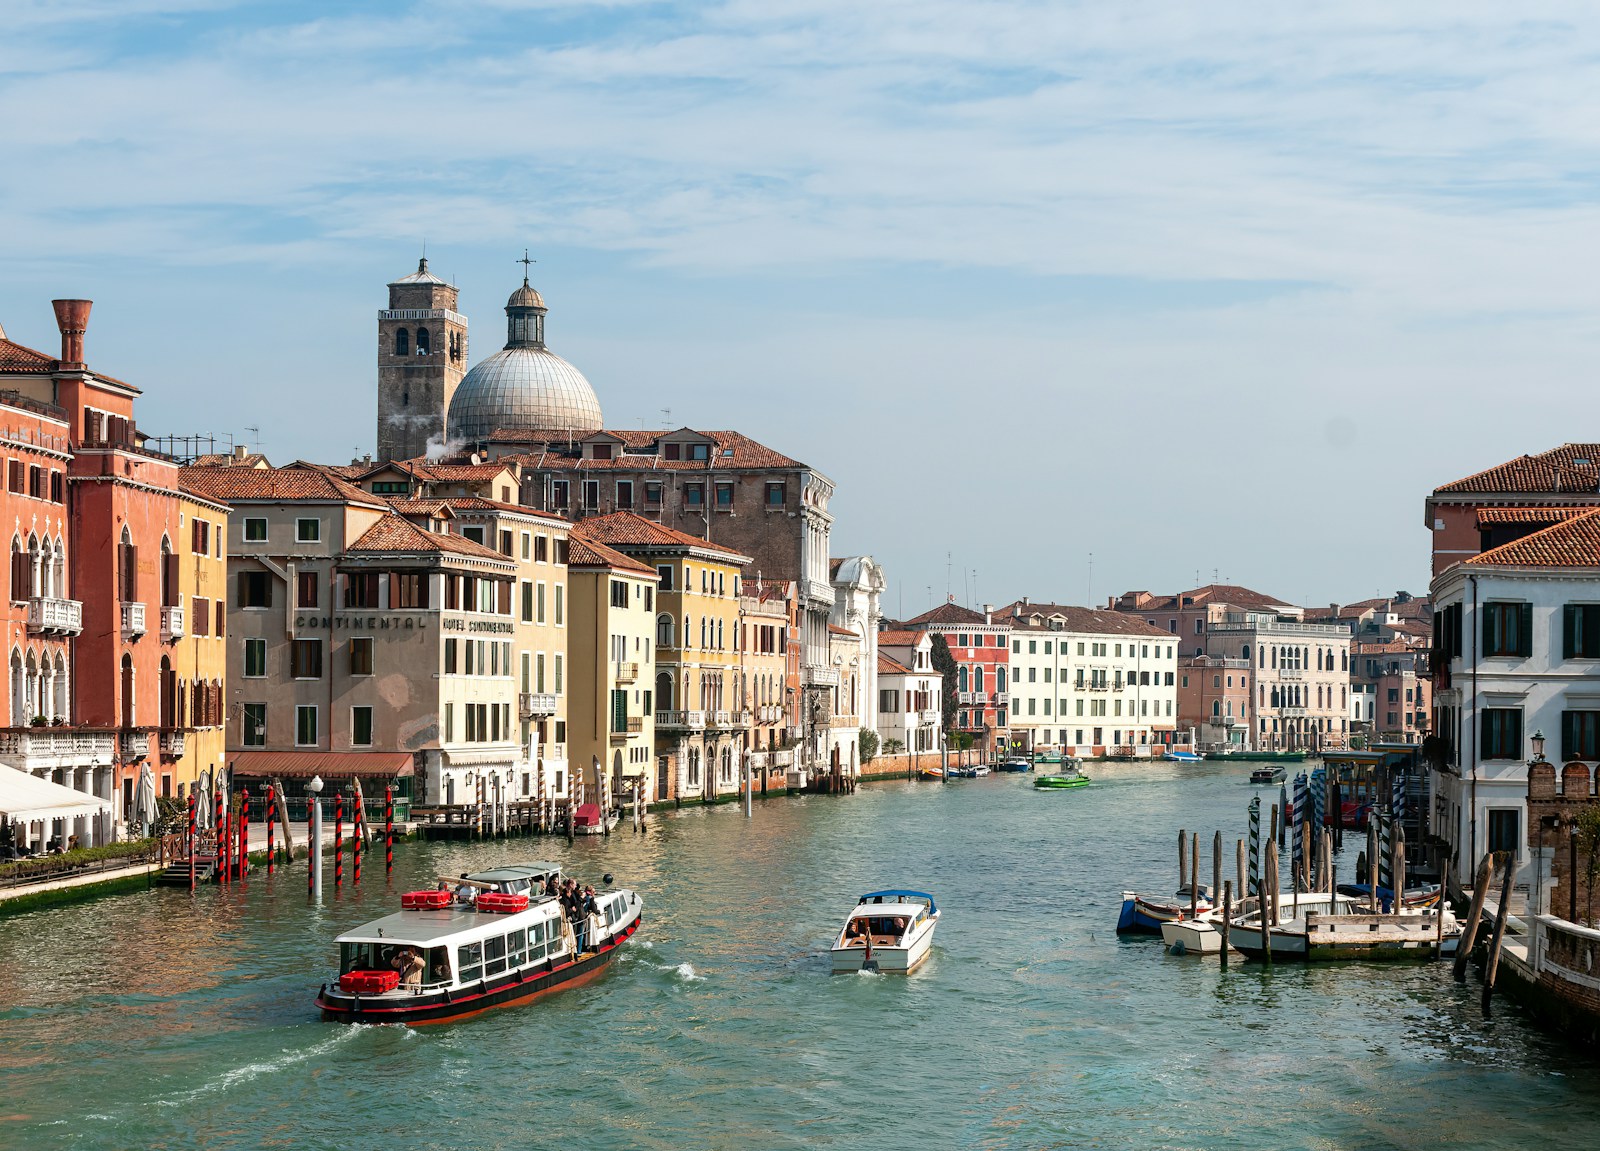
[1527,760,1600,922]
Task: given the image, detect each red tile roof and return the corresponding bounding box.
[179,464,379,505]
[1475,506,1597,527]
[1436,444,1600,496]
[430,496,567,524]
[191,452,271,469]
[566,529,656,575]
[876,630,924,648]
[998,600,1175,639]
[828,624,858,637]
[491,428,803,471]
[347,515,510,560]
[1465,508,1600,567]
[0,338,57,374]
[904,601,993,627]
[877,652,913,676]
[575,511,750,561]
[387,498,456,518]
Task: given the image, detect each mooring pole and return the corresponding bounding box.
[187,791,196,894]
[334,790,344,891]
[385,785,394,879]
[266,785,276,877]
[1220,880,1231,970]
[237,788,249,884]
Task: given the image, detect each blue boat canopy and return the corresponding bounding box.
[858,890,937,913]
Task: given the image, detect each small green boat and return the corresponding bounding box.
[1034,762,1090,789]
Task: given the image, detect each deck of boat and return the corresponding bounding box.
[1304,911,1448,947]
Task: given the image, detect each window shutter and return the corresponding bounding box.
[1563,711,1576,762]
[1564,606,1577,660]
[1519,603,1533,657]
[236,572,247,608]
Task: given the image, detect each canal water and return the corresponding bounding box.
[3,761,1599,1150]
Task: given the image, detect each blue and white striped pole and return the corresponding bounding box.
[1378,811,1392,897]
[1248,796,1261,898]
[1293,772,1308,880]
[1391,770,1406,827]
[1310,766,1325,839]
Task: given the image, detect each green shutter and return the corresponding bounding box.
[1563,710,1576,762]
[1519,603,1533,657]
[1564,606,1577,660]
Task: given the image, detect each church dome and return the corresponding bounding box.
[445,276,602,444]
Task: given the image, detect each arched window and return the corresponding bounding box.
[958,666,969,692]
[974,665,985,694]
[8,649,22,726]
[655,670,673,711]
[9,536,25,601]
[51,651,67,721]
[1242,644,1251,661]
[394,328,409,356]
[656,613,674,649]
[416,327,430,355]
[997,666,1008,692]
[1212,699,1221,717]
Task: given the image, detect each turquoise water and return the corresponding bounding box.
[3,761,1598,1150]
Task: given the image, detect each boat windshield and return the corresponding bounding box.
[340,942,451,986]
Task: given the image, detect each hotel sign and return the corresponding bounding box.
[295,614,432,630]
[442,617,515,635]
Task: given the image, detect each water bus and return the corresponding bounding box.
[316,863,643,1024]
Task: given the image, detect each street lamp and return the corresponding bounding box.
[1532,730,1547,763]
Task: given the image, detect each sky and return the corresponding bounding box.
[3,2,1599,615]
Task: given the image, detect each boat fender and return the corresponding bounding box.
[1170,940,1187,956]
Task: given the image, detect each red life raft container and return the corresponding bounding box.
[401,889,453,910]
[475,892,530,914]
[339,969,400,994]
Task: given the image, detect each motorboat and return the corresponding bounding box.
[919,766,945,780]
[573,802,620,835]
[1117,884,1212,934]
[316,864,642,1024]
[1250,766,1286,785]
[831,890,940,974]
[1035,760,1089,789]
[1161,889,1343,955]
[1164,750,1203,764]
[969,764,991,777]
[996,758,1033,773]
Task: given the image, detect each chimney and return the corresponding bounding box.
[983,603,993,625]
[234,444,249,461]
[51,299,91,366]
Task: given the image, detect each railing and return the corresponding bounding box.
[748,752,770,770]
[245,795,410,825]
[993,692,1008,706]
[159,729,186,757]
[1278,668,1303,681]
[26,597,82,636]
[121,730,151,757]
[710,710,734,727]
[121,602,146,640]
[0,843,162,890]
[0,728,118,763]
[378,307,467,326]
[519,692,557,718]
[160,604,185,642]
[1278,707,1307,718]
[803,664,839,687]
[655,710,705,730]
[615,662,639,684]
[919,710,941,726]
[773,749,795,767]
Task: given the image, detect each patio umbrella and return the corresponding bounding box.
[195,768,213,831]
[132,761,157,838]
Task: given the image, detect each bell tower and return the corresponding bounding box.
[376,257,468,462]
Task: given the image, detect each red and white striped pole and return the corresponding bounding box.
[265,785,276,877]
[334,790,344,891]
[214,779,224,884]
[384,785,394,880]
[238,788,249,884]
[352,797,362,887]
[307,790,315,897]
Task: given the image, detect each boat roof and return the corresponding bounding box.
[336,902,560,946]
[465,862,561,882]
[856,890,936,912]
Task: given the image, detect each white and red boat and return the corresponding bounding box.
[316,863,642,1024]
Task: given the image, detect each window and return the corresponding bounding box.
[617,481,634,510]
[291,639,323,679]
[371,480,409,495]
[350,637,374,676]
[645,482,663,506]
[462,527,486,546]
[555,585,564,625]
[392,572,428,608]
[243,703,266,746]
[244,638,267,678]
[296,570,319,609]
[611,580,629,608]
[1487,809,1520,855]
[239,571,272,608]
[582,481,599,511]
[551,481,569,509]
[537,583,547,624]
[192,598,211,636]
[295,705,318,746]
[457,941,483,984]
[352,706,373,747]
[1483,602,1531,658]
[1564,605,1600,659]
[1481,708,1522,760]
[1563,710,1600,760]
[715,482,734,508]
[394,327,409,356]
[191,518,210,555]
[345,572,379,608]
[296,518,320,543]
[685,483,704,508]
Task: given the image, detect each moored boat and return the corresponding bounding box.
[1225,900,1458,962]
[831,890,940,974]
[1164,750,1203,764]
[573,802,620,835]
[1117,885,1212,934]
[1250,766,1286,784]
[996,758,1032,773]
[316,864,643,1024]
[1161,889,1344,954]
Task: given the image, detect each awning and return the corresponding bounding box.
[0,763,111,821]
[229,751,414,780]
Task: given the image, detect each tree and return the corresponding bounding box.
[930,633,959,733]
[859,728,879,764]
[882,737,905,755]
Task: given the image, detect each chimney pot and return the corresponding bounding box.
[51,299,91,366]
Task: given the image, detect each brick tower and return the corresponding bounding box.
[376,257,468,462]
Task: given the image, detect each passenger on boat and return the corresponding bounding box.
[891,916,907,942]
[399,948,424,988]
[455,875,477,907]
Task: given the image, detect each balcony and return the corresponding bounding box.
[1279,668,1303,681]
[655,709,706,730]
[919,709,941,726]
[1279,707,1307,718]
[709,710,735,728]
[26,597,82,636]
[615,661,639,684]
[748,751,770,770]
[120,729,151,758]
[993,692,1009,706]
[773,749,795,767]
[519,692,557,719]
[160,604,185,642]
[159,729,186,758]
[121,602,146,641]
[803,664,839,687]
[0,727,117,770]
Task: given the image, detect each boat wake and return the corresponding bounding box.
[158,1026,369,1105]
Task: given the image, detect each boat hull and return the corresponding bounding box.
[317,915,641,1024]
[1117,893,1211,935]
[1161,918,1223,954]
[831,925,936,974]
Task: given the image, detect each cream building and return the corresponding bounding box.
[875,630,942,764]
[565,528,657,807]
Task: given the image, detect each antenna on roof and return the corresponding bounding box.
[246,424,261,454]
[660,408,671,427]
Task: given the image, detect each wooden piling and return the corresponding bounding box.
[265,786,276,877]
[1220,881,1231,970]
[1190,834,1199,921]
[1259,851,1273,965]
[1179,829,1188,894]
[1453,852,1496,982]
[1213,830,1222,901]
[1367,822,1379,912]
[1482,853,1516,1017]
[1236,839,1246,906]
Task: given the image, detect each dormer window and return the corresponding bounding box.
[593,443,613,461]
[689,444,710,461]
[664,443,681,461]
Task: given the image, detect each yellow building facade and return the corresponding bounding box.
[171,488,230,795]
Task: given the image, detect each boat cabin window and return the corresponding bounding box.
[530,919,549,962]
[484,933,508,977]
[458,941,484,983]
[341,942,384,974]
[507,928,527,968]
[426,946,449,985]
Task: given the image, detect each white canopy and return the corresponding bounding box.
[0,763,110,822]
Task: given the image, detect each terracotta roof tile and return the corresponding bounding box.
[179,464,380,505]
[1475,506,1598,527]
[346,515,511,560]
[997,600,1175,639]
[575,511,750,561]
[1465,508,1600,567]
[430,496,567,523]
[904,601,993,627]
[876,630,924,647]
[1437,444,1600,496]
[0,337,56,375]
[566,529,656,574]
[487,428,804,471]
[828,624,858,637]
[877,653,913,676]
